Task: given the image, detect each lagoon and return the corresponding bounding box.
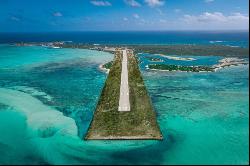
[0,45,249,164]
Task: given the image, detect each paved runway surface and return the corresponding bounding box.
[118,50,130,112]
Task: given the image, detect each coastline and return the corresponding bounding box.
[99,64,110,74]
[147,68,213,73]
[13,42,249,58]
[85,50,163,140]
[11,43,249,73]
[213,58,249,69]
[146,57,249,72]
[0,40,248,164]
[155,54,196,61]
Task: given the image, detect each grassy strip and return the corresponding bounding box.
[148,64,214,72]
[127,52,162,139]
[85,50,162,140]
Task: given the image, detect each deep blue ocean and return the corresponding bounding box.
[0,31,249,47]
[0,31,249,164]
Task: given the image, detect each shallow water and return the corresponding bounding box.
[138,53,222,69]
[142,64,249,164]
[0,45,249,164]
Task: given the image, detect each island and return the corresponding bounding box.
[145,56,164,62]
[85,49,163,140]
[213,58,249,70]
[155,54,196,61]
[15,42,249,73]
[147,64,214,72]
[145,57,249,72]
[132,44,249,58]
[15,42,249,57]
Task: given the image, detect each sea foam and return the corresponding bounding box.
[0,88,78,138]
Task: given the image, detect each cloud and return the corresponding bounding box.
[205,0,214,3]
[90,0,112,6]
[123,17,129,21]
[183,12,248,23]
[133,14,140,19]
[53,12,63,17]
[145,0,165,7]
[184,12,224,23]
[182,12,249,29]
[124,0,141,7]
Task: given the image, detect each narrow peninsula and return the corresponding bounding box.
[85,49,162,140]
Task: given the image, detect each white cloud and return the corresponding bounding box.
[145,0,165,7]
[205,0,214,3]
[184,12,225,22]
[124,0,141,7]
[53,12,63,17]
[183,12,248,23]
[123,17,128,21]
[90,1,112,6]
[182,12,249,29]
[133,14,140,19]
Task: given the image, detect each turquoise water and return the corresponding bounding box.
[0,45,249,164]
[138,53,222,68]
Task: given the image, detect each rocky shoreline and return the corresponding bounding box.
[213,58,249,71]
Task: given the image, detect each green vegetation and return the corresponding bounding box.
[132,45,249,57]
[17,42,249,57]
[148,64,214,72]
[85,50,162,140]
[58,43,249,57]
[102,61,113,69]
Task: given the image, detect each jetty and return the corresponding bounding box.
[85,48,162,140]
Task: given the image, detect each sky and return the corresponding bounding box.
[0,0,249,32]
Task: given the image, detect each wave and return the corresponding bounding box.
[209,40,225,43]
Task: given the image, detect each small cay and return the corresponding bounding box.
[147,58,249,72]
[148,64,214,72]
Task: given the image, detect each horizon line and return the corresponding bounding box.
[0,29,249,33]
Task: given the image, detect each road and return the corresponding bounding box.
[118,49,131,112]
